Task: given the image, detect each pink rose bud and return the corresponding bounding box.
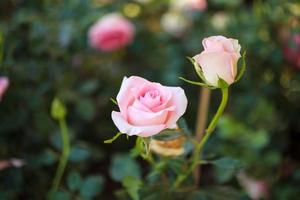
[112,76,188,137]
[193,35,241,87]
[283,33,300,69]
[88,13,135,52]
[0,77,9,101]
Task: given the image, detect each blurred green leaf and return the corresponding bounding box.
[80,175,104,198]
[110,153,141,182]
[152,129,182,141]
[78,79,99,95]
[75,98,95,121]
[211,157,244,170]
[69,145,90,162]
[67,171,82,192]
[50,191,71,200]
[122,176,142,200]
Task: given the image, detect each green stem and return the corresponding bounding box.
[173,88,228,188]
[51,118,70,193]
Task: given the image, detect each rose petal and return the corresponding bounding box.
[111,111,166,137]
[116,76,151,119]
[163,86,188,128]
[127,105,174,126]
[194,52,236,86]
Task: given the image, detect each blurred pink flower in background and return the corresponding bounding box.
[186,0,207,11]
[0,77,9,101]
[171,0,207,12]
[88,13,135,52]
[0,158,25,171]
[283,33,300,69]
[237,172,269,200]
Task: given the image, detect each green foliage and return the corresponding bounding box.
[122,176,142,200]
[80,176,104,198]
[110,153,141,182]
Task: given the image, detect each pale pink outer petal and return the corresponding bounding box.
[111,111,166,137]
[202,35,227,51]
[194,52,236,87]
[116,76,151,120]
[163,86,188,128]
[127,106,174,126]
[202,36,241,57]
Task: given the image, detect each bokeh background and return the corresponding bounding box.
[0,0,299,199]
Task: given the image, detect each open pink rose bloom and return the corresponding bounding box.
[193,35,241,87]
[112,76,187,137]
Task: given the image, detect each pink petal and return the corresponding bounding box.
[194,52,236,86]
[116,76,150,120]
[127,105,174,126]
[111,111,166,137]
[163,86,188,128]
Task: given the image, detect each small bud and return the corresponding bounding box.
[51,98,67,120]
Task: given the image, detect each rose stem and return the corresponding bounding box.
[173,88,228,188]
[193,87,211,186]
[50,118,70,194]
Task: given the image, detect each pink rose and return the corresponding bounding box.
[111,76,188,137]
[0,77,9,101]
[193,35,241,87]
[88,14,135,52]
[187,0,207,11]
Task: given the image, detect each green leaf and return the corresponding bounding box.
[211,157,243,170]
[177,118,192,136]
[179,77,208,87]
[67,171,82,192]
[110,98,118,105]
[235,51,247,82]
[51,98,67,120]
[122,176,142,200]
[181,78,216,89]
[69,145,90,162]
[80,175,104,198]
[75,98,95,121]
[210,157,242,183]
[152,129,182,141]
[109,153,141,182]
[78,79,99,95]
[104,132,122,144]
[217,77,229,89]
[49,191,71,200]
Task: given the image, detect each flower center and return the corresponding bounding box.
[139,89,162,109]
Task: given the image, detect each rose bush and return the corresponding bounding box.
[88,13,135,52]
[193,35,241,87]
[111,76,187,137]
